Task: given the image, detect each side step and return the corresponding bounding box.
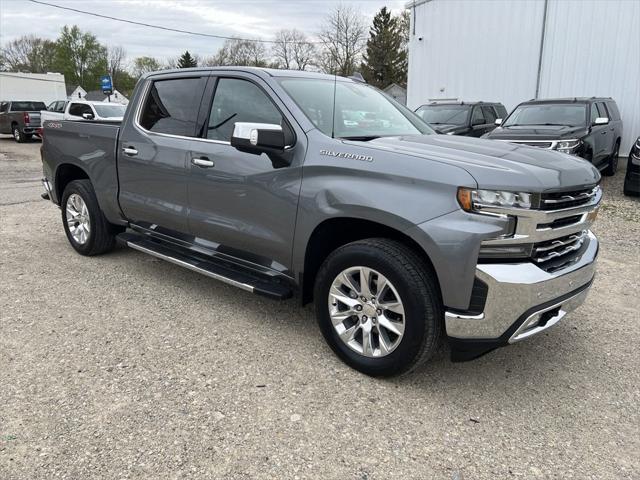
[117,232,293,300]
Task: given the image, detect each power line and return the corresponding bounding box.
[27,0,322,45]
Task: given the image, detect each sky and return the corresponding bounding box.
[0,0,407,63]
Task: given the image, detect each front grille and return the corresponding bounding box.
[538,214,583,230]
[539,186,598,210]
[532,230,586,265]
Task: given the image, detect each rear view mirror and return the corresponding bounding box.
[495,118,503,125]
[82,112,94,120]
[231,122,285,153]
[594,117,609,126]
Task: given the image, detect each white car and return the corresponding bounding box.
[41,100,126,123]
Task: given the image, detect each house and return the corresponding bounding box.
[383,83,407,106]
[66,86,129,105]
[406,0,640,155]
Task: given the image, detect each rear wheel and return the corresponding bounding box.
[314,238,442,376]
[602,140,620,176]
[61,179,119,256]
[12,125,26,143]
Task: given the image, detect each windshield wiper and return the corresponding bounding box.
[529,123,573,126]
[339,135,381,141]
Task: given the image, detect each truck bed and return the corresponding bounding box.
[41,120,123,224]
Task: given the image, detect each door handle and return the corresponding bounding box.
[122,146,138,156]
[192,157,215,168]
[601,131,607,135]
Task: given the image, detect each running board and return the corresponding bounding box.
[117,232,293,300]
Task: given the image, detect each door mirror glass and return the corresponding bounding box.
[494,118,503,125]
[82,112,95,120]
[231,122,285,153]
[593,117,609,125]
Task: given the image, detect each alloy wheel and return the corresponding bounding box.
[328,266,405,358]
[65,193,91,244]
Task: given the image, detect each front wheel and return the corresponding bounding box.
[314,238,442,376]
[61,179,119,256]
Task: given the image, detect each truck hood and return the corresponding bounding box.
[361,134,600,192]
[485,124,587,141]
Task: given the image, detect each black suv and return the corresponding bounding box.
[484,98,623,176]
[414,101,507,137]
[624,136,639,196]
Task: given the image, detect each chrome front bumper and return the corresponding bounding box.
[446,230,598,342]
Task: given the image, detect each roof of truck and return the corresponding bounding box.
[519,97,614,105]
[143,67,358,83]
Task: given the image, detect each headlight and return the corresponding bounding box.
[446,131,456,135]
[457,187,532,211]
[556,139,582,151]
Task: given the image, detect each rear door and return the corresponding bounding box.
[185,72,305,273]
[481,106,498,134]
[117,74,208,234]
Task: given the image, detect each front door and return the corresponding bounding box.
[118,74,208,234]
[469,106,488,137]
[186,74,304,274]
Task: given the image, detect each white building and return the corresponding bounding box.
[0,72,67,104]
[406,0,640,154]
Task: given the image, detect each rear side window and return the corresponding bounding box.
[139,77,207,137]
[605,101,620,121]
[68,103,93,117]
[481,106,497,123]
[471,107,485,125]
[206,78,285,142]
[590,104,599,123]
[495,104,507,118]
[10,101,47,111]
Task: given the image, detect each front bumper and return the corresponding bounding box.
[446,230,598,361]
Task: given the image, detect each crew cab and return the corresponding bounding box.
[41,100,126,123]
[415,101,507,137]
[0,100,47,142]
[41,68,601,376]
[484,97,623,176]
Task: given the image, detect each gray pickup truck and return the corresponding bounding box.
[41,68,601,376]
[0,100,47,142]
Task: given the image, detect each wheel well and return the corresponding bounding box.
[301,218,440,304]
[55,164,89,202]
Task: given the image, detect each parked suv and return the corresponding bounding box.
[624,136,640,196]
[484,98,623,176]
[414,101,507,137]
[0,100,47,142]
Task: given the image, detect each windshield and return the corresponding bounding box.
[11,101,47,111]
[503,104,587,127]
[93,104,126,118]
[415,105,470,126]
[278,78,433,139]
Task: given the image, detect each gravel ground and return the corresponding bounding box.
[1,137,639,480]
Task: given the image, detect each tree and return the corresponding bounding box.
[132,56,161,78]
[108,45,127,87]
[318,5,367,76]
[361,7,407,88]
[177,50,197,68]
[0,35,58,72]
[209,39,267,67]
[272,29,316,70]
[54,25,107,90]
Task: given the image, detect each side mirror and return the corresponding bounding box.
[82,112,94,120]
[593,117,609,126]
[231,122,285,154]
[494,118,503,125]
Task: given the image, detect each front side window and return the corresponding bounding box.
[503,104,587,127]
[280,78,432,139]
[590,104,599,123]
[207,78,284,142]
[596,102,609,119]
[68,103,93,116]
[415,105,470,127]
[139,77,206,137]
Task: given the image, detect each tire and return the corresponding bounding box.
[12,125,26,143]
[602,140,620,176]
[314,238,442,376]
[61,179,119,256]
